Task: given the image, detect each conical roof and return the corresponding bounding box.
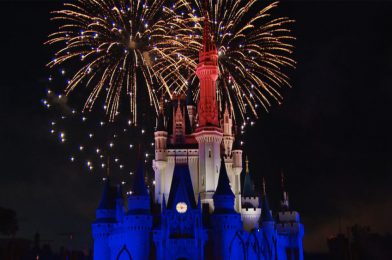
[130,162,149,197]
[167,163,197,209]
[242,158,255,197]
[214,159,234,197]
[260,180,274,222]
[115,184,123,200]
[97,179,116,210]
[243,174,255,197]
[261,195,274,222]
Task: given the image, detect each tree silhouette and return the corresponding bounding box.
[0,207,18,236]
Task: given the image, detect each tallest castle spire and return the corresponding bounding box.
[196,0,219,127]
[200,0,217,60]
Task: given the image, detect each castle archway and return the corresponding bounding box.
[116,245,132,260]
[229,231,246,260]
[246,231,261,260]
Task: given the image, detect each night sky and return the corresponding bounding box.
[0,0,391,253]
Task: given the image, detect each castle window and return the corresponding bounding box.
[208,149,211,158]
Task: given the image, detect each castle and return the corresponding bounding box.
[92,13,304,260]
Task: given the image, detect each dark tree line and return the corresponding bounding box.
[0,207,18,236]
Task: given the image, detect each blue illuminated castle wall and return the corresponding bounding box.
[92,156,304,260]
[92,12,304,260]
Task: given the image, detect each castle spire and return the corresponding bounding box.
[97,178,115,210]
[196,0,219,127]
[260,178,274,222]
[156,94,166,131]
[213,159,236,213]
[214,159,234,197]
[130,149,149,197]
[242,156,255,197]
[202,0,216,55]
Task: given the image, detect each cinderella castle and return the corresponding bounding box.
[91,12,304,260]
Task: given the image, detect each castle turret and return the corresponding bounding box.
[153,97,168,204]
[240,157,261,231]
[276,174,305,260]
[128,162,150,213]
[231,126,243,211]
[186,85,197,129]
[222,103,234,158]
[242,157,255,197]
[173,97,186,143]
[221,102,240,211]
[232,126,243,176]
[194,9,223,211]
[259,179,276,260]
[211,159,242,260]
[92,179,116,260]
[122,162,153,259]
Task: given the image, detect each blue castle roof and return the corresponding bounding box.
[214,159,234,197]
[97,179,116,210]
[167,163,196,209]
[130,162,149,197]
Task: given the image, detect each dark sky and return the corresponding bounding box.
[0,0,391,253]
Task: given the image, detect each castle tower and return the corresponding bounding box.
[276,174,305,260]
[122,162,153,259]
[242,157,254,197]
[222,103,234,157]
[231,127,243,211]
[194,8,223,210]
[153,97,168,204]
[92,179,115,260]
[220,103,241,212]
[259,179,277,260]
[186,86,197,129]
[196,10,219,128]
[173,96,186,143]
[240,157,261,231]
[211,159,242,260]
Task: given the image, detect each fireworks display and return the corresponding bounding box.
[46,0,187,124]
[44,0,295,176]
[41,70,156,186]
[171,0,296,122]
